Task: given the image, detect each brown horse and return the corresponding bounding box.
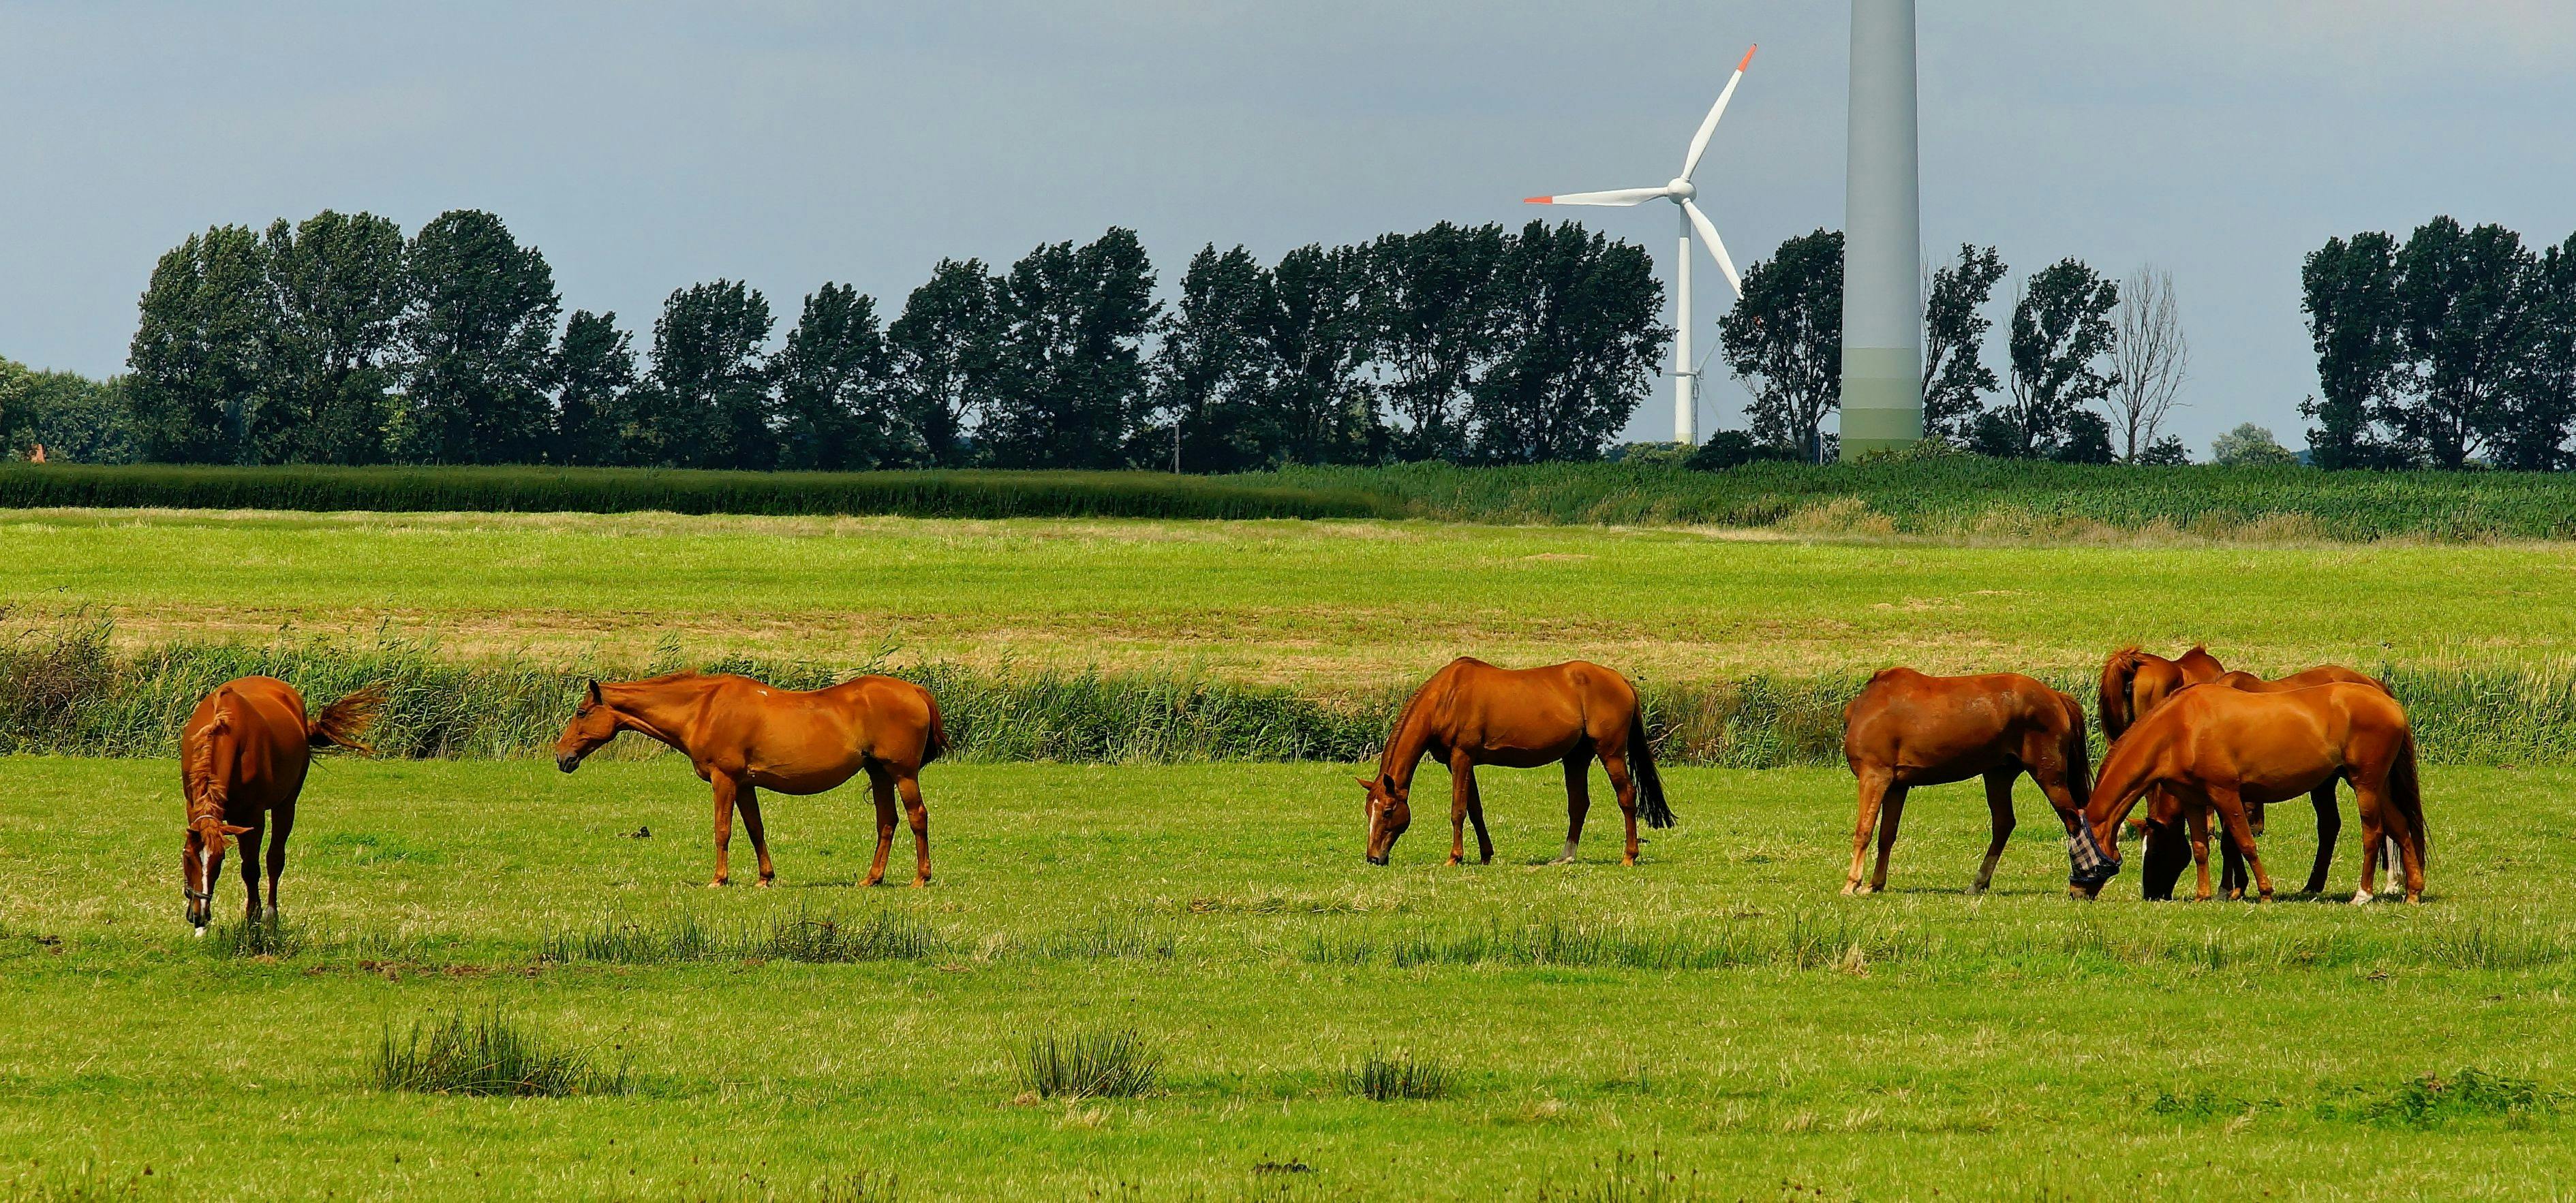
[2078,682,2428,903]
[554,672,947,887]
[179,676,384,933]
[1841,668,2090,895]
[1358,658,1671,867]
[2191,666,2396,898]
[2097,644,2226,741]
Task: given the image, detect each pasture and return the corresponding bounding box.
[5,508,2572,685]
[7,756,2576,1201]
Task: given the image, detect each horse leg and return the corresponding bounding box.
[1973,769,2016,894]
[1556,755,1591,865]
[2354,773,2420,905]
[266,800,294,915]
[736,785,776,886]
[2215,798,2249,899]
[1445,754,1474,866]
[897,772,932,887]
[237,816,265,923]
[1599,749,1642,867]
[2186,801,2215,901]
[2304,783,2340,895]
[2350,785,2387,905]
[862,766,896,888]
[1462,757,1494,866]
[2210,787,2272,901]
[1869,784,1910,894]
[1844,767,1894,895]
[708,772,739,888]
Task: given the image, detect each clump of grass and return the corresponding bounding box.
[198,915,305,959]
[541,907,940,965]
[2320,1067,2562,1128]
[758,909,942,963]
[1343,1046,1451,1101]
[1033,914,1176,960]
[1020,1026,1162,1099]
[371,1005,629,1097]
[1529,1151,1705,1202]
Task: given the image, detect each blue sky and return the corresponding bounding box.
[5,1,2571,452]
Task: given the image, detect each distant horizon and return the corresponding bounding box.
[7,2,2572,454]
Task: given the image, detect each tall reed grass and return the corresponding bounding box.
[6,616,2574,767]
[371,1005,629,1097]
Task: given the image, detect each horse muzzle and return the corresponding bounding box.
[1366,854,1389,866]
[556,753,581,773]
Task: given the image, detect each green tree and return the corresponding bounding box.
[773,283,899,470]
[125,225,273,463]
[551,310,637,466]
[2211,422,2296,466]
[1920,243,2004,446]
[2387,217,2541,469]
[256,211,409,464]
[2000,258,2120,458]
[1144,245,1274,472]
[643,281,775,469]
[0,360,140,463]
[2511,234,2576,471]
[889,258,1003,469]
[2299,231,2404,468]
[397,210,561,464]
[1255,243,1379,465]
[1469,221,1668,464]
[983,229,1159,469]
[1718,230,1843,463]
[1368,222,1506,461]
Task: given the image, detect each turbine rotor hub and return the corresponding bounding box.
[1668,178,1696,200]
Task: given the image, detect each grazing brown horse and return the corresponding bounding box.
[2077,683,2427,904]
[554,672,947,887]
[1841,668,2090,895]
[2192,666,2396,897]
[1358,659,1671,867]
[179,677,384,933]
[2097,645,2226,741]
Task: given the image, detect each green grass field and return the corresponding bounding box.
[4,757,2573,1200]
[7,509,2572,687]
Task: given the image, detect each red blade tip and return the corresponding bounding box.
[1522,196,1554,204]
[1738,45,1758,72]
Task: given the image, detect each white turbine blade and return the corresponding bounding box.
[1682,198,1742,296]
[1681,44,1758,180]
[1523,186,1672,207]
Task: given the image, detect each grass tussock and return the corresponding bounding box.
[1343,1046,1452,1101]
[540,907,942,965]
[1021,1026,1163,1099]
[1528,1151,1706,1203]
[371,1005,629,1097]
[0,464,1387,522]
[2319,1068,2564,1128]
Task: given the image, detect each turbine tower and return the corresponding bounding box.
[1525,46,1758,445]
[1839,0,1922,457]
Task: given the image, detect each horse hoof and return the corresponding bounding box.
[910,877,932,889]
[192,926,206,939]
[755,878,774,888]
[707,879,729,889]
[2350,890,2374,905]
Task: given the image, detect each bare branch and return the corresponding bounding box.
[2107,266,2190,461]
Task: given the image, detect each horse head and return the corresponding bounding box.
[1357,772,1411,865]
[182,812,251,933]
[555,681,621,772]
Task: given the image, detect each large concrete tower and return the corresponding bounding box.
[1838,0,1923,457]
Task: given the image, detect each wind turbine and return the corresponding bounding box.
[1525,45,1756,446]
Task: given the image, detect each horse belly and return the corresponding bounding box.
[737,719,867,794]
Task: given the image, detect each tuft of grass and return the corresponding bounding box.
[1020,1026,1163,1099]
[371,1005,629,1097]
[540,907,940,965]
[1529,1151,1706,1202]
[1343,1046,1452,1102]
[1033,914,1176,960]
[198,915,305,959]
[758,908,943,963]
[2320,1067,2562,1128]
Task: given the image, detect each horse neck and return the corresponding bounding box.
[184,712,234,820]
[2085,726,2160,835]
[1376,698,1438,791]
[604,679,714,754]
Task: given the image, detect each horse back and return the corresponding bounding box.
[1845,669,2067,779]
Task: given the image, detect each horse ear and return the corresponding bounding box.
[585,680,604,706]
[1354,775,1374,789]
[219,823,253,837]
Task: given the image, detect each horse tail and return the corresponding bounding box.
[919,685,950,767]
[2097,647,2145,741]
[1629,711,1675,830]
[2058,691,2093,812]
[308,683,387,755]
[2390,725,2428,869]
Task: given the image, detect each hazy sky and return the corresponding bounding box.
[5,1,2572,451]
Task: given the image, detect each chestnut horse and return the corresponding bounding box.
[179,676,384,933]
[1358,658,1671,867]
[2190,666,2396,898]
[554,672,947,887]
[1841,668,2090,895]
[2077,683,2427,903]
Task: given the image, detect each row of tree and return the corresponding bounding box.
[106,210,1669,469]
[2301,217,2576,469]
[1714,232,2193,465]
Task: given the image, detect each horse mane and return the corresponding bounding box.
[185,687,234,820]
[1376,665,1458,780]
[624,670,707,687]
[2097,646,2148,741]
